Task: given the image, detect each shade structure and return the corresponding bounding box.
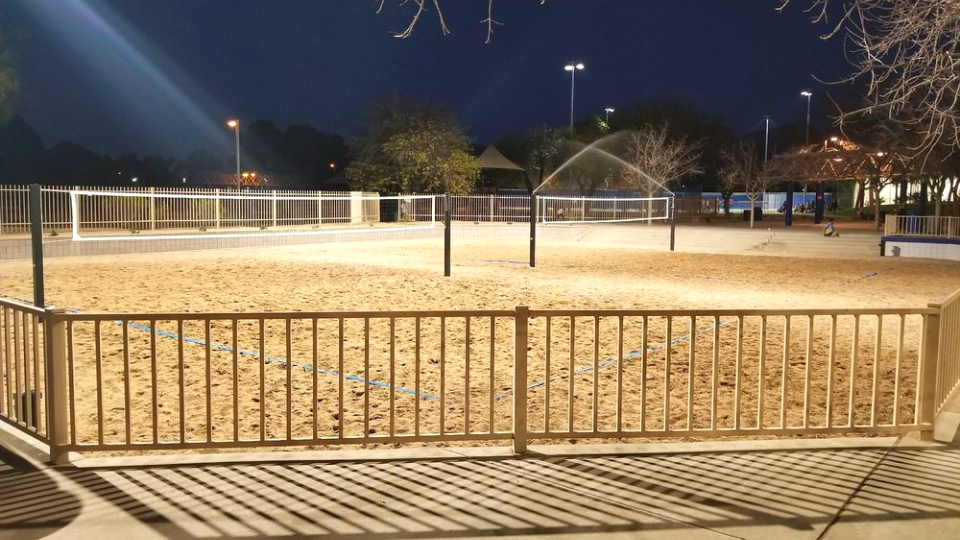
[476,145,525,171]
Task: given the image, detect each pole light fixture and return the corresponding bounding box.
[227,119,241,190]
[604,107,615,124]
[564,62,585,128]
[800,91,813,146]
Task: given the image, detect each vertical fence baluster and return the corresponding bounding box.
[233,319,239,442]
[415,317,421,437]
[712,316,720,430]
[67,320,76,446]
[688,315,695,431]
[568,316,575,434]
[544,316,551,434]
[206,320,213,443]
[259,318,266,441]
[489,316,495,435]
[1,308,8,418]
[338,317,344,439]
[616,316,624,434]
[120,320,133,444]
[22,313,31,429]
[593,316,600,433]
[781,316,790,429]
[390,317,396,438]
[734,316,743,431]
[150,318,158,444]
[872,314,883,427]
[12,311,20,425]
[364,317,370,438]
[90,320,104,445]
[849,314,860,428]
[177,320,185,443]
[312,318,318,441]
[32,315,40,432]
[803,315,814,429]
[465,317,471,435]
[894,314,904,426]
[664,316,672,432]
[641,316,648,432]
[514,306,529,453]
[440,317,446,436]
[758,315,767,430]
[285,318,293,441]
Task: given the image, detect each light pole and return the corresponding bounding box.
[604,107,615,124]
[227,119,241,190]
[801,91,812,146]
[763,115,772,162]
[564,62,585,129]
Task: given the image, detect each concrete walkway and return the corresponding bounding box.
[1,435,958,540]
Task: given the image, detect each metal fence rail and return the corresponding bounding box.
[885,214,960,239]
[0,186,362,234]
[5,289,960,463]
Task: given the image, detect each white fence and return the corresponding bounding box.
[3,289,959,463]
[885,214,960,239]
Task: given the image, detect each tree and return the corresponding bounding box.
[496,126,564,192]
[374,0,549,43]
[722,140,773,229]
[621,124,703,222]
[782,0,960,156]
[0,115,43,183]
[347,100,478,194]
[613,100,734,192]
[36,141,110,184]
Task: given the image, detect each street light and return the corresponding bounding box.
[800,91,813,146]
[564,62,585,129]
[763,115,772,162]
[227,119,240,190]
[604,107,615,124]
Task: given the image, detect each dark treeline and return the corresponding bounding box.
[0,116,350,189]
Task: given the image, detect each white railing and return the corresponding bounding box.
[885,214,960,239]
[5,296,950,463]
[0,185,364,234]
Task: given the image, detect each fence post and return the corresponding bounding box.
[513,305,529,454]
[149,187,156,230]
[918,309,941,440]
[45,308,70,464]
[272,190,278,228]
[318,191,323,227]
[215,189,221,229]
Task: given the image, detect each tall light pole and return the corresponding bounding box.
[227,119,241,190]
[763,115,772,162]
[604,107,615,125]
[801,91,812,146]
[564,62,585,129]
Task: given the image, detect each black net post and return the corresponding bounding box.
[444,192,451,277]
[29,184,45,307]
[529,193,538,267]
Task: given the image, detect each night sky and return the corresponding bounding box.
[6,0,850,157]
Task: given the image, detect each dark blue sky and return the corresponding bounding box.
[6,0,850,157]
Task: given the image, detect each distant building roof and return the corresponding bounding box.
[476,145,524,171]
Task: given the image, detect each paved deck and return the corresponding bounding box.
[1,434,957,540]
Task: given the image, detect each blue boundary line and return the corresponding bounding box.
[4,296,440,400]
[493,319,734,401]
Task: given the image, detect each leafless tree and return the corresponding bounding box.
[781,0,960,157]
[722,140,774,229]
[376,0,548,43]
[620,125,702,223]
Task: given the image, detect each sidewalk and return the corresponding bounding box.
[1,434,957,540]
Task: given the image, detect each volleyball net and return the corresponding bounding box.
[68,190,438,241]
[539,196,673,225]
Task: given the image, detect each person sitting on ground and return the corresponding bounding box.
[823,218,839,237]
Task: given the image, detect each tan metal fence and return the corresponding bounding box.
[0,297,50,445]
[885,214,960,239]
[933,289,960,414]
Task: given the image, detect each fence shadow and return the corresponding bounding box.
[4,444,947,540]
[0,446,81,540]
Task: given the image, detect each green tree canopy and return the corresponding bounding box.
[347,100,478,194]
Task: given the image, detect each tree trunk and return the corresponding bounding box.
[646,187,654,226]
[855,180,866,211]
[748,195,756,229]
[873,179,882,231]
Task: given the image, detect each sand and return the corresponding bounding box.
[1,235,959,450]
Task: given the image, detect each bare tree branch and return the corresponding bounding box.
[620,125,703,196]
[376,0,548,41]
